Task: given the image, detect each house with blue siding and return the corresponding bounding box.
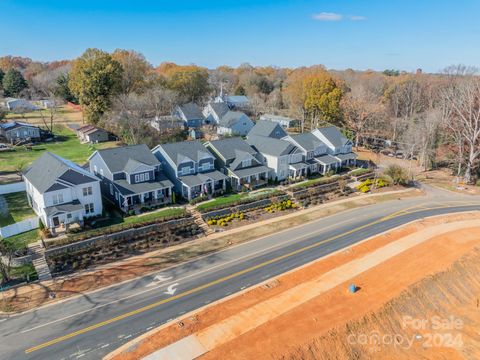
[152,141,228,201]
[88,145,173,213]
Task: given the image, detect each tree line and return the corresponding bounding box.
[1,52,479,183]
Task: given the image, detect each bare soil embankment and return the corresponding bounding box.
[108,212,480,360]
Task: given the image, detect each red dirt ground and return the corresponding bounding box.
[108,212,480,360]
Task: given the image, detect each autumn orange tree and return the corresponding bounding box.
[156,63,211,103]
[284,66,343,131]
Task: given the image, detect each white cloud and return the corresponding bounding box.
[348,15,367,21]
[312,12,367,22]
[312,12,343,21]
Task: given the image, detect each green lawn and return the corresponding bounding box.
[195,188,280,212]
[290,174,340,189]
[196,194,244,212]
[0,125,118,172]
[2,229,40,250]
[125,208,187,225]
[0,192,35,227]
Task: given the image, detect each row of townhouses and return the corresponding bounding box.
[23,121,356,232]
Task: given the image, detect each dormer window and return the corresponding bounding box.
[135,173,148,183]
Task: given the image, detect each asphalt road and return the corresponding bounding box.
[1,186,479,360]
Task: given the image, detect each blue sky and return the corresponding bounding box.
[1,0,479,72]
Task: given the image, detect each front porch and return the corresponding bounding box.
[289,162,309,179]
[182,178,226,201]
[121,187,172,213]
[233,171,269,191]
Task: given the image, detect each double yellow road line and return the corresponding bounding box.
[24,203,479,354]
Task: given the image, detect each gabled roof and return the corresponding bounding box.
[229,150,260,171]
[0,121,39,131]
[218,111,250,128]
[247,120,287,139]
[290,133,325,151]
[247,135,298,157]
[313,126,350,149]
[77,125,107,136]
[177,103,204,120]
[208,102,229,119]
[226,95,249,104]
[24,152,98,193]
[94,144,159,174]
[260,114,297,124]
[207,137,256,162]
[156,140,213,167]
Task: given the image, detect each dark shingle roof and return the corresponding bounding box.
[24,152,98,193]
[178,103,204,120]
[114,175,173,196]
[207,137,256,162]
[158,141,213,167]
[209,102,229,118]
[218,111,250,128]
[0,121,39,131]
[45,201,84,217]
[95,145,159,173]
[247,135,297,157]
[314,126,350,148]
[247,120,287,139]
[290,133,324,151]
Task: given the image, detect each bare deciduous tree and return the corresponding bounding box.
[441,76,480,183]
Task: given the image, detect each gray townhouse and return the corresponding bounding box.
[247,135,306,181]
[152,141,228,201]
[312,126,357,167]
[88,145,173,213]
[205,137,270,191]
[284,132,335,175]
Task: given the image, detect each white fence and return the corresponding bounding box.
[0,216,39,238]
[0,182,26,195]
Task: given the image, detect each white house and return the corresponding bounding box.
[23,152,103,231]
[202,102,229,125]
[259,114,299,129]
[6,98,38,111]
[217,111,254,136]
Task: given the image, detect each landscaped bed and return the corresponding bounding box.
[196,189,286,213]
[206,198,298,231]
[0,191,35,227]
[53,207,188,245]
[46,216,202,275]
